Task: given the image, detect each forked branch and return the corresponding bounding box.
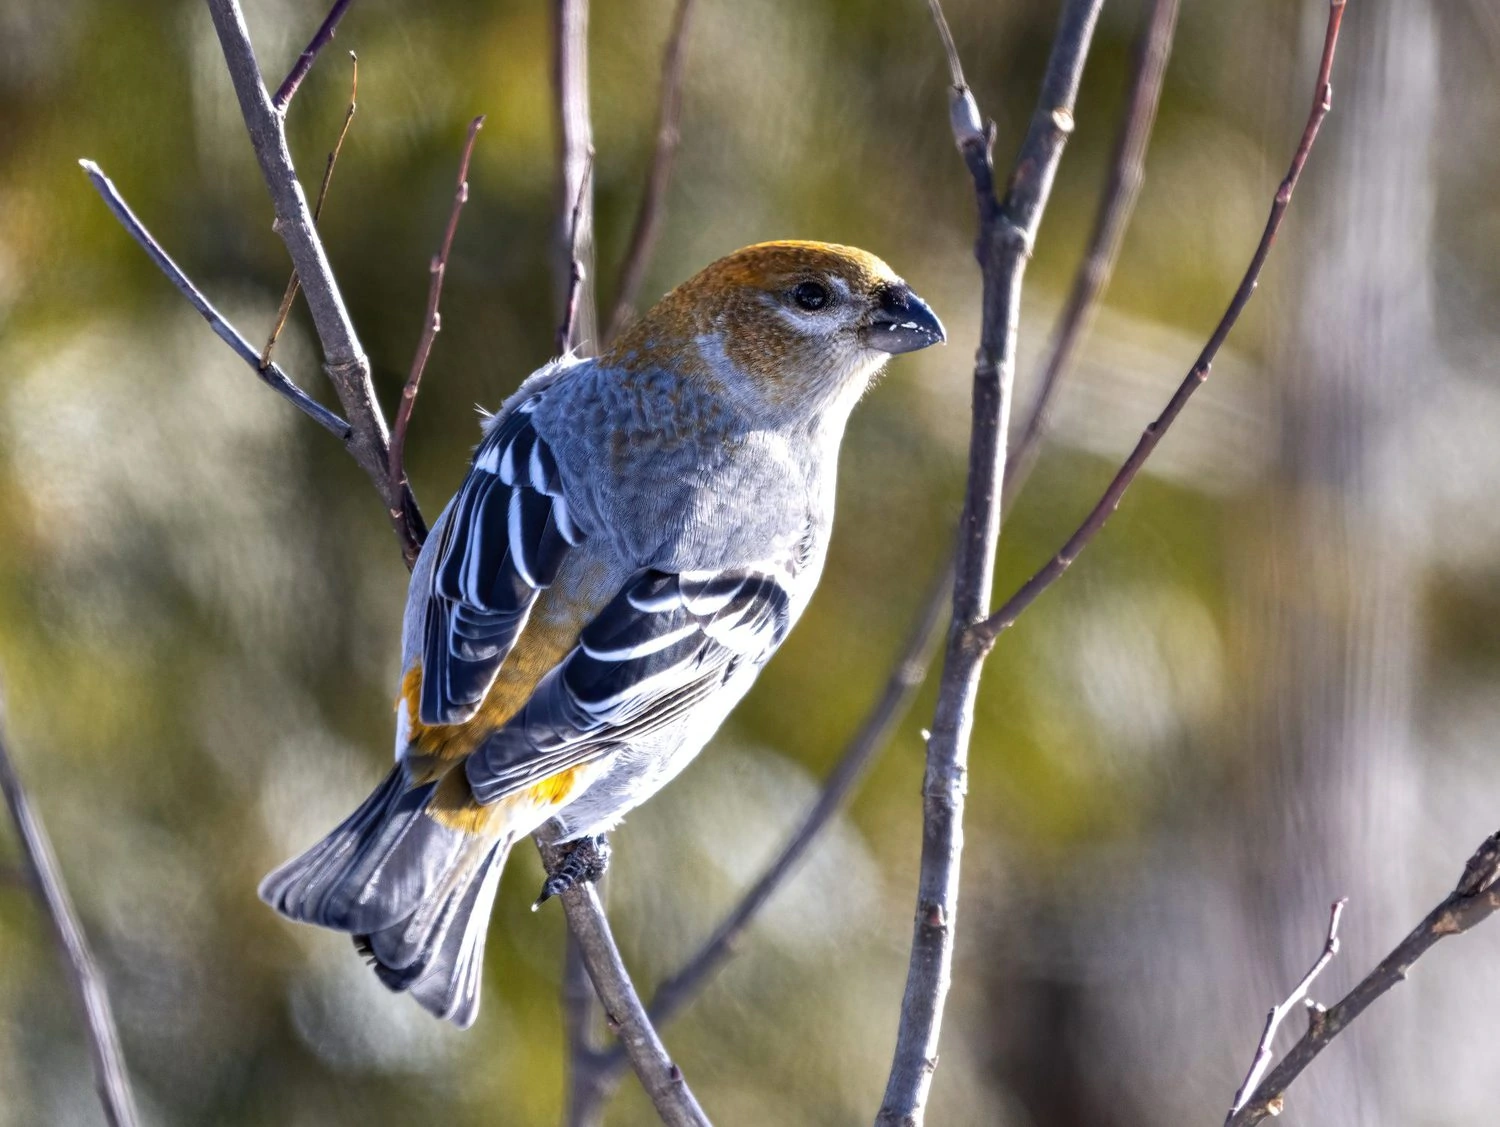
[876,1,1106,1121]
[975,0,1347,647]
[1227,833,1500,1125]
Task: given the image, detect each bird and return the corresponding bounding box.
[259,240,945,1027]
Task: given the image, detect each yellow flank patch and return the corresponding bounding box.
[398,586,594,781]
[396,572,613,834]
[426,760,592,833]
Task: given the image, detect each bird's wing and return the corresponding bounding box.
[466,567,795,804]
[419,398,587,725]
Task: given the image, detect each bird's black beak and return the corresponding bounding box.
[864,283,946,355]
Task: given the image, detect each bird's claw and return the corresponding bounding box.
[533,834,611,910]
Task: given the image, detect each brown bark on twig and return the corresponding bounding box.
[388,114,486,526]
[1227,833,1500,1125]
[0,689,140,1127]
[604,0,695,344]
[273,0,356,112]
[875,2,1106,1121]
[261,51,360,369]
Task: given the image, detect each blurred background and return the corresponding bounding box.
[3,0,1499,1123]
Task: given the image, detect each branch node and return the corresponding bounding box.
[949,87,984,147]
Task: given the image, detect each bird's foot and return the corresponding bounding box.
[533,834,611,910]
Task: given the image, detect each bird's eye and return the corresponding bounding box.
[791,281,830,311]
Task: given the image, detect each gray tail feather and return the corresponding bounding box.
[260,767,512,1026]
[356,836,511,1028]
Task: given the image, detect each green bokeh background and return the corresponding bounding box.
[3,0,1499,1124]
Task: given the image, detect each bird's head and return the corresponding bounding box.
[603,241,945,426]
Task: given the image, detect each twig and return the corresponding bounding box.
[556,152,595,356]
[1228,833,1500,1125]
[203,0,424,563]
[80,159,351,440]
[552,0,597,354]
[1227,899,1347,1119]
[604,0,695,343]
[973,0,1345,646]
[272,0,356,112]
[0,687,140,1127]
[262,50,360,369]
[1007,0,1181,496]
[536,829,712,1127]
[875,1,1105,1122]
[388,114,486,515]
[924,0,966,90]
[562,930,612,1127]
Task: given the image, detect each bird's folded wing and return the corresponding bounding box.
[466,567,794,804]
[420,398,586,725]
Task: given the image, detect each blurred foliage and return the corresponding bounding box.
[3,0,1500,1125]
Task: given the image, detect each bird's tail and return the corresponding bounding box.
[259,766,514,1028]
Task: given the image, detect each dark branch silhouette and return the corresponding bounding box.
[272,0,356,111]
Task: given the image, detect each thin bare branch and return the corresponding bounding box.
[272,0,356,112]
[974,0,1346,646]
[1007,0,1181,499]
[553,0,597,354]
[561,930,611,1127]
[1228,833,1500,1125]
[875,1,1105,1121]
[262,50,360,369]
[1227,899,1347,1119]
[604,0,695,343]
[924,0,966,91]
[388,114,486,519]
[536,829,712,1127]
[557,152,596,356]
[0,687,140,1127]
[80,159,351,440]
[203,0,423,562]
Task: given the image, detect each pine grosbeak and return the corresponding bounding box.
[261,240,945,1026]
